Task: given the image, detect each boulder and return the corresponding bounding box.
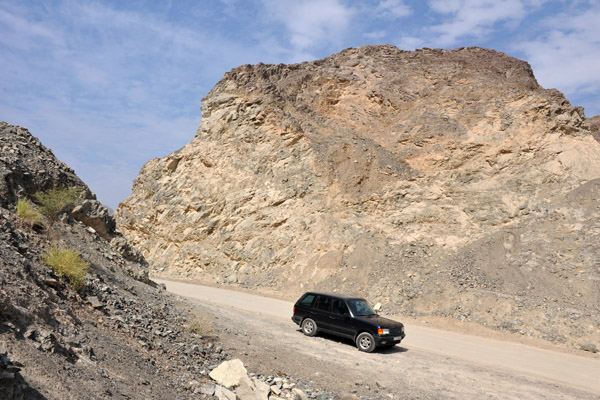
[209,359,249,388]
[214,385,236,400]
[72,199,115,239]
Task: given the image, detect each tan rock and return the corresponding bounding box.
[209,359,248,388]
[214,385,236,400]
[116,45,600,348]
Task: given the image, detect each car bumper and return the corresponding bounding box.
[375,333,405,346]
[291,315,302,325]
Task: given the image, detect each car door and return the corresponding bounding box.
[311,295,333,332]
[328,299,354,338]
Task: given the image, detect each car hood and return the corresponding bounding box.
[354,314,403,328]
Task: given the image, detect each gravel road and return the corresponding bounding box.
[156,279,600,399]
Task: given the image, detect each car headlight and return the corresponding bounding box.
[377,328,389,335]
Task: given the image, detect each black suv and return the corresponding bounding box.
[292,292,405,352]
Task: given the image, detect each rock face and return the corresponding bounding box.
[0,123,336,399]
[0,124,224,398]
[116,46,600,348]
[589,115,600,142]
[0,122,118,239]
[0,123,86,207]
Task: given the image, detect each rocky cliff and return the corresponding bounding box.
[116,46,600,350]
[0,122,232,398]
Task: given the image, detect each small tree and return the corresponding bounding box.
[43,246,90,291]
[16,198,42,229]
[34,187,81,228]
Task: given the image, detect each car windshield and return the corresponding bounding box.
[347,299,376,316]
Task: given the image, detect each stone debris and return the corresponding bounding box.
[87,296,103,308]
[0,347,21,399]
[580,343,598,353]
[209,359,334,400]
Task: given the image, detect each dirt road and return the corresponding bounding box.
[156,279,600,399]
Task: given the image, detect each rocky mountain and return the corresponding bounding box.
[115,45,600,351]
[1,122,326,399]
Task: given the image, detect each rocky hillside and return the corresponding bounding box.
[1,122,328,399]
[589,115,600,142]
[115,46,600,351]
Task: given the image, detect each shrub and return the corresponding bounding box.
[43,247,90,291]
[34,187,81,228]
[16,198,42,228]
[189,319,211,336]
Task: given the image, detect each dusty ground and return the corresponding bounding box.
[159,279,600,400]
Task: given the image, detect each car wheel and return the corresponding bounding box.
[302,318,318,336]
[356,332,376,352]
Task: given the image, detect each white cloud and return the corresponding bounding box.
[364,30,388,40]
[427,0,529,46]
[0,1,256,208]
[395,35,425,50]
[2,0,600,207]
[0,8,65,50]
[376,0,412,17]
[512,5,600,106]
[261,0,353,60]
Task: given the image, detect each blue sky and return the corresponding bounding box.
[1,0,599,209]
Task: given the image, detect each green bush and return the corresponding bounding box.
[34,187,81,227]
[16,198,42,228]
[43,247,90,291]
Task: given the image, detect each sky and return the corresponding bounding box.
[1,0,599,209]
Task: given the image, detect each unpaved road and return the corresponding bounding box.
[157,279,600,399]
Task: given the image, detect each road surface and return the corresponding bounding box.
[156,278,600,399]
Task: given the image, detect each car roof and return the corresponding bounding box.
[303,291,365,301]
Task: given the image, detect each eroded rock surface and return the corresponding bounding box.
[0,123,86,207]
[116,46,600,350]
[1,123,335,399]
[588,115,600,142]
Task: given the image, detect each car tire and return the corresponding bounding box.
[356,332,376,352]
[302,318,318,336]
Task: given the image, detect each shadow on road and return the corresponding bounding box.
[296,329,409,354]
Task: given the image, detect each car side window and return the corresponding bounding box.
[315,296,331,311]
[332,299,349,316]
[300,294,316,307]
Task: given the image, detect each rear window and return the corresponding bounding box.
[299,294,316,307]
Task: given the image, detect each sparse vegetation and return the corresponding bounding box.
[189,319,211,336]
[16,198,42,229]
[34,187,81,228]
[43,246,90,291]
